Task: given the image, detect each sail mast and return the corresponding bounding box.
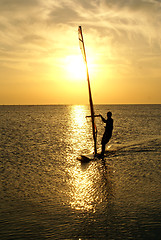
[78,26,97,155]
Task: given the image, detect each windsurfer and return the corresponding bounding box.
[99,111,113,157]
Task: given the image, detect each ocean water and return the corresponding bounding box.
[0,104,161,240]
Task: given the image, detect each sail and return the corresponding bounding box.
[78,26,97,155]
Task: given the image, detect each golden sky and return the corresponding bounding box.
[0,0,161,104]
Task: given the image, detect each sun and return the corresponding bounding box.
[66,55,86,81]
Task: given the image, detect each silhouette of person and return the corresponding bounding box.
[99,111,113,157]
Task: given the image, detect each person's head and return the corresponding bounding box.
[107,111,112,118]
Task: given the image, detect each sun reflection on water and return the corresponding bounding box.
[67,163,101,212]
[70,105,87,128]
[65,105,113,212]
[65,158,113,212]
[68,105,92,154]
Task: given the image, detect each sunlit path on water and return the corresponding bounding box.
[65,160,113,212]
[67,105,93,155]
[62,105,113,212]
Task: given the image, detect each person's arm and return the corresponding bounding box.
[99,114,106,123]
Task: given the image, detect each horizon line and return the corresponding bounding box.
[0,103,161,106]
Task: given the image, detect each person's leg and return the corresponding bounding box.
[101,135,111,156]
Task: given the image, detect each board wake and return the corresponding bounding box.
[77,154,97,162]
[77,152,104,162]
[77,145,119,162]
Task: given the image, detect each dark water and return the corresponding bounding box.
[0,105,161,239]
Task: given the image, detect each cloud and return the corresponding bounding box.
[100,0,161,14]
[1,0,160,46]
[0,0,161,73]
[0,0,39,11]
[48,5,80,24]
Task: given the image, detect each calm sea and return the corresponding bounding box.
[0,105,161,240]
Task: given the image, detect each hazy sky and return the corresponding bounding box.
[0,0,161,104]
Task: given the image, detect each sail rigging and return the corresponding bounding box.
[78,26,97,155]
